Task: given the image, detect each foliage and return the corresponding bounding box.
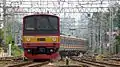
[0,29,4,39]
[115,36,120,53]
[11,45,23,56]
[6,34,13,45]
[6,32,23,56]
[0,25,22,56]
[0,29,4,47]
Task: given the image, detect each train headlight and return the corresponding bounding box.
[50,49,54,52]
[27,49,31,52]
[52,37,57,42]
[26,37,30,42]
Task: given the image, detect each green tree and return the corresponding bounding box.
[0,29,4,45]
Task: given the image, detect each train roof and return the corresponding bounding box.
[23,14,59,18]
[60,35,86,40]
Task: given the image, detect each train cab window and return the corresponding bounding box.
[36,16,58,31]
[24,17,35,30]
[23,15,59,34]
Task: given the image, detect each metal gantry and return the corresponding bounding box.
[0,0,120,55]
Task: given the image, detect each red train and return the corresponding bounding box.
[22,14,60,60]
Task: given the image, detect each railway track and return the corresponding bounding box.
[70,56,120,67]
[7,61,49,67]
[0,56,31,67]
[0,56,53,67]
[1,56,120,67]
[0,56,24,61]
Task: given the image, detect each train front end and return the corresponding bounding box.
[22,14,60,60]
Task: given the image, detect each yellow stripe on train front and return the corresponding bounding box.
[22,36,60,43]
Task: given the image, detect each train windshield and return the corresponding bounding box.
[36,16,58,30]
[24,17,35,30]
[24,15,59,34]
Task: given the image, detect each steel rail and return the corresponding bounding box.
[71,56,120,67]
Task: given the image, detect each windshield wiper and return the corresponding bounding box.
[37,28,55,31]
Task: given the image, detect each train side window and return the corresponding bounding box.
[64,38,66,44]
[70,40,72,45]
[76,40,77,45]
[65,39,67,44]
[60,38,62,44]
[77,40,79,45]
[75,40,77,45]
[71,40,74,45]
[72,40,74,45]
[61,38,64,44]
[67,39,69,45]
[79,40,81,45]
[68,40,70,45]
[69,40,71,45]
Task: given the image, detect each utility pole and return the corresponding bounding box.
[108,7,113,54]
[3,0,6,44]
[110,7,114,54]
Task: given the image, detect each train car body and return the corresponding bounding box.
[59,35,86,57]
[22,14,60,60]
